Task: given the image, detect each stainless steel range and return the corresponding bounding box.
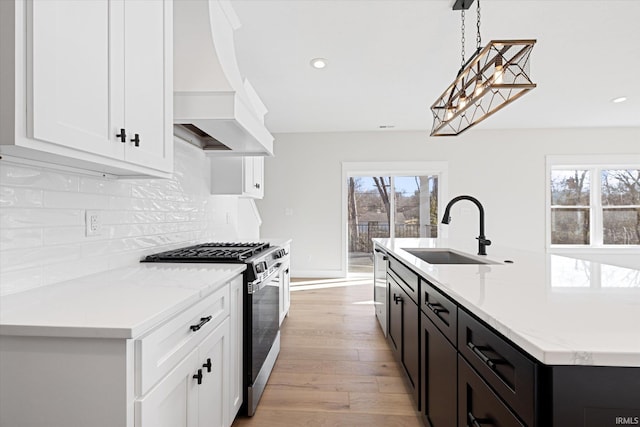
[143,242,287,416]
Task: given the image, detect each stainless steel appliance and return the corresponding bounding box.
[143,242,287,416]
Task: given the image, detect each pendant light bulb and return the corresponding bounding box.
[474,74,483,97]
[446,104,456,120]
[458,77,468,109]
[494,56,504,84]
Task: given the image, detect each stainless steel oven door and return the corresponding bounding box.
[245,264,281,416]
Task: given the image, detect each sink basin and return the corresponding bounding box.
[402,248,497,265]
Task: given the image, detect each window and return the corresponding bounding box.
[548,157,640,248]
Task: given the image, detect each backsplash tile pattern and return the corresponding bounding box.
[0,139,239,296]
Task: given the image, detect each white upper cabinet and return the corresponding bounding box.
[211,156,264,198]
[0,0,173,178]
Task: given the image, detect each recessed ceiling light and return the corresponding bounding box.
[310,58,327,69]
[612,96,627,103]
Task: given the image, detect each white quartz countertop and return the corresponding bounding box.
[374,238,640,367]
[0,263,246,339]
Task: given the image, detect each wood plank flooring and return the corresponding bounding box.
[232,277,422,427]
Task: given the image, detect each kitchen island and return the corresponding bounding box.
[374,237,640,427]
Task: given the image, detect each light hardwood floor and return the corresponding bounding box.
[232,277,423,427]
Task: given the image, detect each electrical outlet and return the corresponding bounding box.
[85,210,102,237]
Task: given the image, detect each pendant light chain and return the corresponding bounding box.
[460,9,466,68]
[476,0,482,49]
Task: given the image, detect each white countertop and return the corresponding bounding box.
[375,238,640,367]
[0,263,246,339]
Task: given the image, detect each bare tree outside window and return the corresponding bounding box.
[550,170,590,244]
[347,175,439,273]
[550,167,640,246]
[601,169,640,245]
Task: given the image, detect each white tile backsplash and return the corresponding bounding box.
[0,139,242,296]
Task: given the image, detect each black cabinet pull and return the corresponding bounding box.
[116,129,126,143]
[202,358,212,373]
[254,183,261,189]
[468,411,493,426]
[468,342,505,370]
[393,293,402,304]
[426,301,448,315]
[193,369,203,385]
[130,133,140,147]
[190,316,212,332]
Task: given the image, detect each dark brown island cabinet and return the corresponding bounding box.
[380,250,640,427]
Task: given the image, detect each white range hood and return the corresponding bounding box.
[173,0,274,156]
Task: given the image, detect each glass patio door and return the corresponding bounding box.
[347,175,439,274]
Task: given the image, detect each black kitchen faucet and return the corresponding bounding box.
[441,195,492,256]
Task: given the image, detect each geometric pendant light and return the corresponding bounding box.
[430,0,536,136]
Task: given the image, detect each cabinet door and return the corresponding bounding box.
[197,318,230,427]
[388,271,419,403]
[421,312,457,427]
[403,287,420,403]
[29,0,123,159]
[243,157,264,198]
[122,0,172,172]
[387,274,403,358]
[229,277,244,422]
[136,349,199,427]
[458,356,524,427]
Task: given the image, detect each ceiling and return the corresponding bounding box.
[231,0,640,134]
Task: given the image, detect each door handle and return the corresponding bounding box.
[202,358,212,373]
[130,133,140,147]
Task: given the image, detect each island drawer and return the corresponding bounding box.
[135,284,230,395]
[421,279,457,345]
[458,309,535,426]
[388,255,419,304]
[458,356,524,427]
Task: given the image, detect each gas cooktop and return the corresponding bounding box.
[143,242,271,263]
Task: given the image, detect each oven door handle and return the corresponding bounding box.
[248,263,282,294]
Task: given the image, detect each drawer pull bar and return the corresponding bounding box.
[193,369,203,385]
[468,411,493,426]
[468,342,503,370]
[426,301,449,315]
[190,316,213,332]
[202,358,212,373]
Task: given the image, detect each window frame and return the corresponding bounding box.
[546,154,640,253]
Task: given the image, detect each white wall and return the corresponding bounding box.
[256,127,640,277]
[0,138,259,296]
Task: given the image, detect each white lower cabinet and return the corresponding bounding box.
[136,349,199,427]
[0,275,243,427]
[229,277,244,421]
[136,318,229,427]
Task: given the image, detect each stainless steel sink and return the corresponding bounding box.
[402,248,498,265]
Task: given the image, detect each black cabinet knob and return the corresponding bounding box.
[130,133,140,147]
[193,369,203,385]
[254,183,261,189]
[202,358,212,373]
[116,129,126,143]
